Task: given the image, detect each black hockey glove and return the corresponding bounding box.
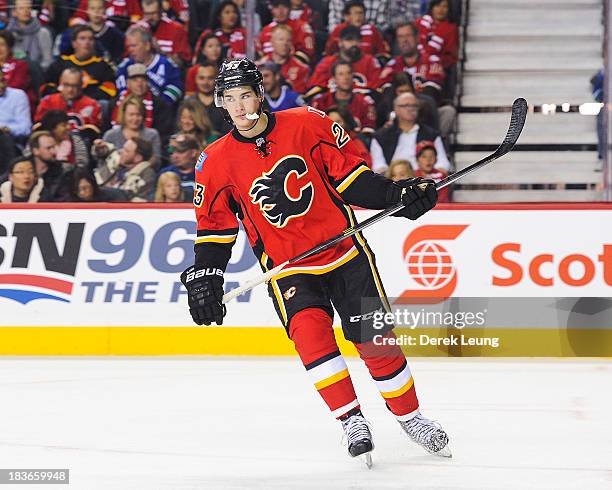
[180,266,226,326]
[386,177,438,220]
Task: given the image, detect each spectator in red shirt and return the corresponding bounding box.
[191,32,223,66]
[194,0,246,60]
[325,106,372,169]
[325,0,389,60]
[306,24,381,98]
[257,24,310,93]
[36,67,102,143]
[414,139,449,202]
[0,30,33,102]
[140,0,192,67]
[416,0,459,70]
[289,0,322,31]
[259,0,314,65]
[311,60,377,133]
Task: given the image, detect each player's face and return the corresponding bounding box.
[334,64,353,91]
[346,6,365,27]
[195,66,217,95]
[271,29,292,57]
[222,86,262,130]
[396,26,417,55]
[271,4,290,22]
[220,5,238,29]
[87,0,105,24]
[59,72,83,101]
[77,178,95,200]
[72,31,95,58]
[431,0,449,21]
[390,163,411,181]
[417,149,436,172]
[202,38,222,63]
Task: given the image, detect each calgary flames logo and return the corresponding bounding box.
[249,155,314,228]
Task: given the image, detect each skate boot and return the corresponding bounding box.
[398,412,452,458]
[340,408,374,468]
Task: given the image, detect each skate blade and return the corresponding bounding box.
[435,445,452,458]
[361,452,373,469]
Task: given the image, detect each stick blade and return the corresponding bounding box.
[499,97,528,153]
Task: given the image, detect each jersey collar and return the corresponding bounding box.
[231,111,277,143]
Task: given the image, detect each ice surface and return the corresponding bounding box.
[0,357,610,490]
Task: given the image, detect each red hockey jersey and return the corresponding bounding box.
[193,107,372,275]
[150,16,192,64]
[258,54,310,94]
[195,28,246,60]
[325,22,389,57]
[259,19,315,64]
[378,53,445,92]
[415,15,459,69]
[311,91,377,133]
[307,54,381,95]
[35,93,102,133]
[73,0,188,23]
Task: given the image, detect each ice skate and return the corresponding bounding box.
[341,409,374,468]
[398,412,452,458]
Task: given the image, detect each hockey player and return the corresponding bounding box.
[181,58,452,464]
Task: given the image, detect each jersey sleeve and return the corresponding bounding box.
[193,153,240,271]
[305,107,391,209]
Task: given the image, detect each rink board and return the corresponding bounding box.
[0,203,611,356]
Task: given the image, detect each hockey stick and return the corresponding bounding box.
[222,98,528,304]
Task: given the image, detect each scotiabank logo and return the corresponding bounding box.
[398,225,468,302]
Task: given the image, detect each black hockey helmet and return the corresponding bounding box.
[214,58,264,108]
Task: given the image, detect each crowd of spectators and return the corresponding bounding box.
[0,0,459,203]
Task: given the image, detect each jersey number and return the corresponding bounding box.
[331,122,350,149]
[193,183,205,208]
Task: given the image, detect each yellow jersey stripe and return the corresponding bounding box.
[195,236,237,244]
[274,247,359,280]
[314,368,350,390]
[381,377,414,399]
[270,279,288,324]
[336,165,370,193]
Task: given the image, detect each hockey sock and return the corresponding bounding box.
[355,330,420,419]
[289,308,360,419]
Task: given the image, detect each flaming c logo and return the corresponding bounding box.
[397,225,468,303]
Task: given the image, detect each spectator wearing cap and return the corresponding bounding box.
[116,24,183,104]
[35,68,103,144]
[385,159,414,181]
[103,94,162,167]
[175,98,219,149]
[311,60,377,133]
[257,24,310,93]
[260,62,305,112]
[43,25,117,101]
[37,109,90,169]
[93,136,156,201]
[325,0,389,60]
[370,92,450,174]
[259,0,314,65]
[58,0,125,65]
[140,0,192,67]
[0,156,51,203]
[326,106,372,168]
[185,62,231,136]
[0,69,31,169]
[193,0,247,61]
[158,133,199,195]
[414,139,449,202]
[306,24,381,99]
[7,0,53,70]
[111,63,175,146]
